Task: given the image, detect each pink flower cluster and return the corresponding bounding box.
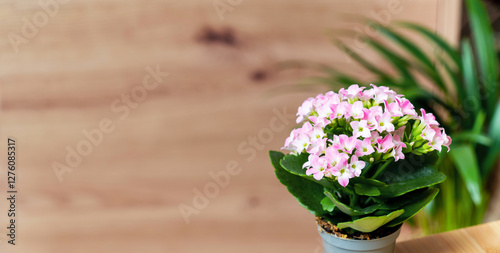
[282,84,451,187]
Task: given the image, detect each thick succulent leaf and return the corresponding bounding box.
[377,188,426,211]
[378,166,446,197]
[448,144,482,206]
[279,152,309,175]
[279,153,338,191]
[386,188,440,227]
[337,209,404,233]
[324,190,380,216]
[350,176,387,187]
[270,151,326,216]
[321,196,335,212]
[354,184,380,196]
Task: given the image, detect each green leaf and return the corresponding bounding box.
[335,42,395,83]
[375,25,446,91]
[270,151,326,216]
[386,188,440,227]
[377,189,424,211]
[482,101,500,179]
[397,22,460,65]
[337,209,404,233]
[354,184,380,196]
[371,159,393,179]
[376,26,433,69]
[465,0,499,117]
[350,176,387,187]
[448,144,483,206]
[461,40,481,120]
[280,152,309,175]
[377,151,439,180]
[321,196,335,212]
[378,165,446,197]
[324,190,380,216]
[450,132,492,146]
[364,39,418,87]
[436,55,462,102]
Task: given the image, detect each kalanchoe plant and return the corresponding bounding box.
[270,84,450,235]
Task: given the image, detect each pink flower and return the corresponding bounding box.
[331,102,351,119]
[375,112,395,133]
[429,134,445,152]
[316,103,333,119]
[384,101,403,117]
[420,108,439,126]
[291,134,310,154]
[421,126,436,141]
[392,144,406,161]
[442,132,452,152]
[364,106,383,129]
[332,134,357,153]
[297,97,315,123]
[304,154,328,180]
[391,132,407,161]
[307,138,327,156]
[308,126,326,141]
[325,147,349,171]
[283,128,300,151]
[355,138,375,157]
[340,84,365,99]
[333,164,352,187]
[429,128,451,152]
[351,120,371,138]
[349,155,366,177]
[394,126,406,138]
[371,84,395,104]
[397,98,417,117]
[370,130,381,143]
[324,91,341,105]
[350,101,365,119]
[301,121,313,133]
[376,134,395,153]
[308,116,330,128]
[282,85,452,184]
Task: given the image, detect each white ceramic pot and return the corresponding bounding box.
[317,226,401,253]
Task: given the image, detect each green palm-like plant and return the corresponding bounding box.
[301,0,500,233]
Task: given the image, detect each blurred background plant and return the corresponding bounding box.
[285,0,500,234]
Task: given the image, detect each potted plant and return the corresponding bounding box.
[301,0,500,233]
[269,84,450,253]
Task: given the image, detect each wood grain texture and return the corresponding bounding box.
[0,0,460,252]
[396,220,500,253]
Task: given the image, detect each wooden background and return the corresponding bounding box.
[0,0,461,252]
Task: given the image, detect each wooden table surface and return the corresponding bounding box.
[396,220,500,253]
[0,0,462,252]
